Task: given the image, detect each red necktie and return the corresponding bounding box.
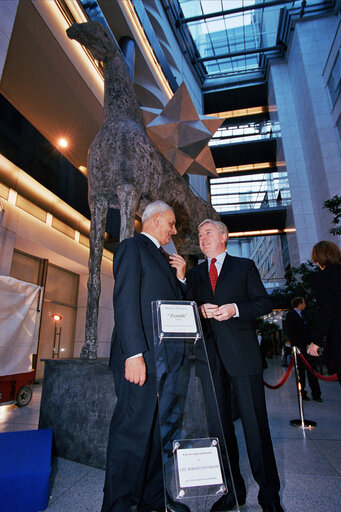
[209,258,218,294]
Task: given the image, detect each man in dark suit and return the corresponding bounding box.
[101,201,187,512]
[186,220,283,512]
[285,297,322,401]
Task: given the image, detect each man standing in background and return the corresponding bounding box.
[286,297,322,401]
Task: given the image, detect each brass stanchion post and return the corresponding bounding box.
[290,346,316,429]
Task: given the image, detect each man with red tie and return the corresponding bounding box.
[186,219,283,512]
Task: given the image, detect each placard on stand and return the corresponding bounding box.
[152,300,240,512]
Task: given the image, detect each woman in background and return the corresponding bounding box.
[307,241,341,386]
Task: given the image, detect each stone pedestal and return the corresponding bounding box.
[38,359,116,469]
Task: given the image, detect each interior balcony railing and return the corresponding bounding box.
[210,172,291,213]
[209,120,281,146]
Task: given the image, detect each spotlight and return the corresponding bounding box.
[58,138,68,148]
[52,314,62,321]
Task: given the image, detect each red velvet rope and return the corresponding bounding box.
[264,357,294,389]
[298,352,338,382]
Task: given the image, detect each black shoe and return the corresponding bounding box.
[210,492,246,512]
[261,498,284,512]
[262,501,284,512]
[302,394,310,401]
[313,397,323,402]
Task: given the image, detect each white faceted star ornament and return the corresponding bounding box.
[141,83,223,176]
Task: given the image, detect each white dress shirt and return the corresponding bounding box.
[141,231,160,247]
[207,251,239,317]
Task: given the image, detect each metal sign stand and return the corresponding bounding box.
[290,346,316,429]
[152,300,240,512]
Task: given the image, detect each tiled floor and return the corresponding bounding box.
[1,357,340,512]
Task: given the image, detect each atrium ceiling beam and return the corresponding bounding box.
[194,45,283,63]
[179,0,295,24]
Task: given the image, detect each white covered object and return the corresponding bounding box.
[0,276,42,376]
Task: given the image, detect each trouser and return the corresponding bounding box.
[298,354,321,399]
[101,371,164,512]
[212,365,280,508]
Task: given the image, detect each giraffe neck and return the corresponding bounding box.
[103,53,142,124]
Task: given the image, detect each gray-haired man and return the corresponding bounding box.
[102,201,187,512]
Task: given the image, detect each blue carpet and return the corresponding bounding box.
[0,429,52,512]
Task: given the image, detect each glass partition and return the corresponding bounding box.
[152,300,240,512]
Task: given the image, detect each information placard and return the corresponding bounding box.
[177,446,223,488]
[152,300,203,340]
[160,303,197,333]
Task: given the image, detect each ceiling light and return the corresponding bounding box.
[78,166,87,175]
[58,138,68,148]
[216,161,286,174]
[209,106,278,119]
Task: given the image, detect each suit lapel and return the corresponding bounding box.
[215,254,234,293]
[139,234,181,297]
[198,260,212,293]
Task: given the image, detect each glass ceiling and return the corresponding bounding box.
[175,0,333,82]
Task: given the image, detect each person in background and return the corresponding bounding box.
[257,329,268,369]
[281,338,291,368]
[307,240,341,387]
[285,297,322,401]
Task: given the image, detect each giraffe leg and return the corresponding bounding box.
[116,184,140,241]
[81,195,109,359]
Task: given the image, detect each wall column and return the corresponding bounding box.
[0,0,19,81]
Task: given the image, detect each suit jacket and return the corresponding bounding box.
[310,263,341,360]
[285,309,309,351]
[110,234,185,374]
[186,254,273,376]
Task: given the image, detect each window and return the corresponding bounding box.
[337,115,341,141]
[10,250,44,285]
[327,48,341,107]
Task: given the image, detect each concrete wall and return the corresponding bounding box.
[269,14,341,263]
[324,19,341,129]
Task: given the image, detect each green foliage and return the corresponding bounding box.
[256,318,280,338]
[323,195,341,235]
[270,260,318,310]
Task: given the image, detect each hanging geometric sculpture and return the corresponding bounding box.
[141,82,223,177]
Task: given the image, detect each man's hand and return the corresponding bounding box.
[200,303,219,319]
[125,356,146,386]
[307,342,320,357]
[213,303,236,321]
[169,254,186,280]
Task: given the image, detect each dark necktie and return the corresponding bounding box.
[159,246,170,263]
[209,257,218,294]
